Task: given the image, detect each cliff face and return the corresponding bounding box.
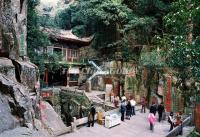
[0,0,27,59]
[0,57,44,134]
[0,1,49,136]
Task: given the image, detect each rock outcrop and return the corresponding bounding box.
[0,73,33,129]
[0,127,49,137]
[0,58,52,136]
[0,93,17,133]
[0,58,17,82]
[40,101,68,136]
[0,0,27,59]
[12,60,39,90]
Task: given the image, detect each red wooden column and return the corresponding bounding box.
[44,68,49,85]
[165,76,172,112]
[195,102,200,132]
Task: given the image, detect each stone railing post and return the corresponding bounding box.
[71,117,77,132]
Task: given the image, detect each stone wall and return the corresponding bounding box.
[0,1,52,136]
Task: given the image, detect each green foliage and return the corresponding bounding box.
[54,8,72,29]
[140,50,166,69]
[52,0,170,63]
[164,0,200,35]
[124,17,157,44]
[187,129,200,137]
[27,0,62,73]
[38,15,56,28]
[127,77,138,92]
[158,0,200,81]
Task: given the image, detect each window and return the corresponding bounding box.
[69,74,79,81]
[67,49,79,58]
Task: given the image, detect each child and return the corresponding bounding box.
[148,112,156,131]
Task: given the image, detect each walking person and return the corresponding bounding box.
[79,105,83,118]
[148,110,156,132]
[120,99,126,121]
[141,96,146,113]
[168,112,175,131]
[126,100,132,120]
[130,97,136,116]
[87,104,96,127]
[149,102,157,116]
[157,102,164,122]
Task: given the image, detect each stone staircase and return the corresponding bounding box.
[85,92,104,104]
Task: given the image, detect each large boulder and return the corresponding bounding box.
[12,60,39,90]
[40,101,68,136]
[0,127,49,137]
[0,93,18,133]
[0,57,16,82]
[0,73,33,130]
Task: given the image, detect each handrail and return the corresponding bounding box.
[166,114,192,137]
[88,60,102,71]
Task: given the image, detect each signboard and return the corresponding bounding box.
[41,92,52,98]
[165,76,172,112]
[19,33,26,56]
[68,67,79,74]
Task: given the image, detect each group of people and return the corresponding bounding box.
[168,111,183,133]
[87,95,183,135]
[120,96,136,121]
[148,102,165,131]
[148,101,183,134]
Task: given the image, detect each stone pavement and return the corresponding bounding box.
[61,107,170,137]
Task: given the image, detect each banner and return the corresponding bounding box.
[165,76,171,112]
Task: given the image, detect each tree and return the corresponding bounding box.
[158,0,200,105]
[27,0,61,75]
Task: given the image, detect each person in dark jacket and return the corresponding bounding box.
[65,112,73,127]
[120,100,126,121]
[149,102,157,115]
[87,104,96,127]
[126,101,132,120]
[157,102,165,122]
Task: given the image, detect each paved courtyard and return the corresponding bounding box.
[61,109,170,137]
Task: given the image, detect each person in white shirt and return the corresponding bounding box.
[168,112,175,131]
[130,97,136,116]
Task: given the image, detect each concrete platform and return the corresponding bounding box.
[60,107,170,137]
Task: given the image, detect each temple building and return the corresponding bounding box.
[42,28,93,87]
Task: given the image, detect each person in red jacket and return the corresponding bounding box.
[141,96,147,113]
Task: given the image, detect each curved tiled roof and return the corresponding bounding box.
[42,27,94,46]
